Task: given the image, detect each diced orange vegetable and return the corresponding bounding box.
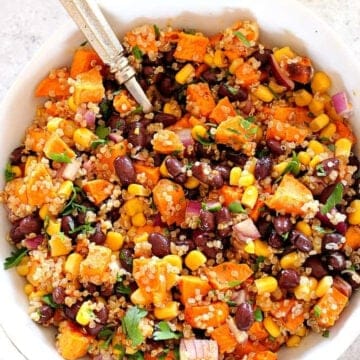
[178,275,211,305]
[234,340,267,358]
[25,127,50,153]
[204,262,253,290]
[152,129,185,155]
[252,351,278,360]
[218,185,243,206]
[73,68,105,105]
[186,83,216,117]
[248,321,269,341]
[235,62,260,88]
[210,323,237,353]
[249,199,265,222]
[82,179,114,206]
[209,33,223,47]
[5,178,28,205]
[153,179,186,225]
[284,311,305,333]
[35,70,70,99]
[174,32,209,63]
[43,133,76,160]
[70,47,103,78]
[134,163,161,189]
[195,63,210,78]
[125,24,158,54]
[266,174,313,216]
[264,106,312,124]
[313,287,348,328]
[334,119,356,143]
[266,119,310,145]
[209,97,236,124]
[184,302,229,329]
[345,226,360,250]
[113,90,136,114]
[270,299,296,319]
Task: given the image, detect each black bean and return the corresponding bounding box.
[163,49,175,64]
[89,223,106,245]
[107,207,121,222]
[61,216,76,238]
[119,248,133,272]
[85,323,104,337]
[214,164,230,181]
[64,303,81,321]
[273,216,292,235]
[322,233,344,252]
[333,276,352,297]
[224,149,248,166]
[156,74,176,97]
[209,172,224,189]
[9,223,24,243]
[83,282,98,294]
[154,112,178,127]
[142,65,154,76]
[319,158,340,175]
[218,84,248,102]
[175,238,196,253]
[165,156,183,178]
[235,303,254,331]
[114,155,136,186]
[215,207,232,237]
[304,255,328,279]
[199,210,215,232]
[17,216,42,236]
[257,219,272,238]
[255,157,272,180]
[318,184,338,204]
[201,69,220,84]
[278,269,300,290]
[9,146,25,165]
[100,284,114,297]
[125,122,149,148]
[327,251,346,271]
[343,271,360,290]
[148,232,170,257]
[37,305,54,324]
[268,231,283,249]
[266,139,285,156]
[193,232,218,259]
[191,162,223,189]
[290,230,313,252]
[94,306,109,324]
[52,286,66,305]
[252,49,272,66]
[335,221,348,236]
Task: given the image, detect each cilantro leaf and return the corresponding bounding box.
[99,99,113,121]
[132,105,143,115]
[4,247,28,270]
[234,31,251,47]
[316,164,326,177]
[5,163,15,182]
[42,294,59,309]
[122,306,147,347]
[321,183,344,214]
[128,352,144,360]
[91,138,108,148]
[153,321,182,341]
[48,152,72,163]
[154,24,161,39]
[195,135,214,146]
[95,125,110,139]
[98,325,116,349]
[61,186,94,215]
[225,84,239,95]
[116,276,131,295]
[254,308,263,322]
[313,305,322,318]
[283,152,300,176]
[69,223,94,234]
[132,46,143,60]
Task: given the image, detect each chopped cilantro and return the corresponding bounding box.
[254,308,263,322]
[322,330,330,338]
[48,152,72,163]
[99,99,113,121]
[132,45,143,60]
[327,143,335,152]
[68,222,94,234]
[195,135,214,146]
[116,276,131,295]
[314,305,322,318]
[321,183,343,214]
[61,186,94,216]
[316,164,326,177]
[227,127,241,135]
[227,300,237,307]
[225,84,239,95]
[114,344,125,359]
[234,31,251,47]
[5,163,15,182]
[244,116,255,123]
[132,105,143,115]
[122,306,148,347]
[227,280,242,288]
[153,24,161,39]
[3,247,28,270]
[98,325,115,349]
[228,201,246,213]
[42,294,59,309]
[91,138,108,148]
[283,152,300,176]
[95,125,110,139]
[128,352,144,360]
[153,321,182,341]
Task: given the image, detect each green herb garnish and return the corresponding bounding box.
[321,183,344,214]
[202,202,222,212]
[227,127,241,135]
[116,276,131,295]
[283,151,300,176]
[4,163,16,182]
[99,99,113,121]
[322,330,330,338]
[254,309,263,322]
[128,352,144,360]
[196,135,214,146]
[225,85,239,95]
[132,45,143,60]
[234,31,251,47]
[4,248,28,270]
[95,125,110,139]
[132,105,143,115]
[316,164,326,177]
[122,306,148,347]
[42,294,59,309]
[114,344,125,360]
[61,186,94,215]
[228,201,246,213]
[154,24,161,39]
[227,280,242,288]
[98,325,115,349]
[48,152,72,163]
[91,138,108,148]
[153,321,182,341]
[314,305,322,318]
[69,223,94,234]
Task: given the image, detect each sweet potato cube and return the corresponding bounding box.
[210,323,237,353]
[186,83,216,117]
[70,47,103,78]
[25,127,50,153]
[345,226,360,250]
[49,234,72,257]
[134,163,160,189]
[152,129,185,155]
[82,179,114,205]
[124,24,158,54]
[44,133,76,160]
[209,97,236,124]
[35,70,70,99]
[266,119,310,145]
[235,62,260,88]
[178,275,211,305]
[174,32,209,63]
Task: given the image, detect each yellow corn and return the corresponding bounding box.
[244,240,255,254]
[73,128,97,149]
[264,317,281,338]
[154,301,180,320]
[39,204,50,220]
[349,199,360,225]
[67,96,78,112]
[296,221,312,237]
[131,212,146,227]
[163,254,183,271]
[254,239,272,257]
[298,151,311,166]
[294,89,313,107]
[229,167,242,186]
[204,53,214,67]
[245,158,257,175]
[24,283,34,296]
[160,159,170,177]
[123,198,144,216]
[49,234,72,257]
[29,290,47,301]
[10,166,22,178]
[229,58,244,74]
[184,176,200,189]
[47,117,63,132]
[253,85,274,102]
[76,301,94,326]
[295,325,307,337]
[268,79,286,94]
[273,46,296,62]
[61,120,77,138]
[280,252,303,269]
[307,140,325,155]
[105,231,124,251]
[64,253,83,278]
[175,63,195,84]
[239,171,255,187]
[315,275,333,298]
[320,123,336,139]
[213,50,227,68]
[16,256,30,276]
[185,250,207,271]
[294,276,312,301]
[58,180,74,200]
[335,138,352,158]
[311,71,331,94]
[273,161,289,176]
[191,124,208,141]
[46,218,61,236]
[309,277,318,291]
[308,98,325,115]
[128,184,150,197]
[133,233,149,244]
[255,276,278,295]
[241,185,258,209]
[309,154,322,168]
[286,335,301,347]
[164,100,182,119]
[309,114,330,132]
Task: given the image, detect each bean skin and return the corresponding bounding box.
[125,121,149,148]
[268,231,283,249]
[52,286,66,305]
[85,323,104,337]
[119,248,134,272]
[304,255,328,279]
[148,232,170,257]
[235,303,254,331]
[290,230,313,252]
[252,49,273,66]
[94,306,109,324]
[327,251,346,272]
[218,84,248,102]
[156,74,176,97]
[191,162,224,189]
[18,216,42,235]
[154,112,178,127]
[201,69,221,84]
[193,232,218,259]
[215,207,232,237]
[61,216,76,239]
[273,216,292,235]
[266,139,285,156]
[278,269,300,290]
[322,233,344,252]
[64,303,81,321]
[319,158,339,175]
[214,163,230,181]
[199,210,215,232]
[255,157,272,180]
[165,156,183,178]
[9,146,25,165]
[318,184,338,205]
[333,276,352,297]
[37,305,54,324]
[89,223,106,245]
[114,155,136,186]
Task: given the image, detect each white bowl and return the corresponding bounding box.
[1,0,360,359]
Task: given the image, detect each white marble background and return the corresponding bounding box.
[0,0,359,359]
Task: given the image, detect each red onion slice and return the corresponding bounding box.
[25,235,44,250]
[175,128,194,148]
[108,132,122,143]
[185,200,201,228]
[180,339,218,360]
[270,54,295,90]
[84,110,96,128]
[332,91,352,117]
[233,218,261,242]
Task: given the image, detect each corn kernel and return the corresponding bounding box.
[273,161,289,176]
[213,50,227,68]
[229,167,242,186]
[295,221,312,237]
[295,325,307,337]
[241,185,258,209]
[132,212,146,227]
[58,180,74,200]
[309,276,318,291]
[67,96,78,112]
[349,199,360,225]
[311,71,331,94]
[254,239,272,257]
[286,335,301,347]
[160,159,170,177]
[244,158,257,174]
[335,138,352,158]
[29,290,47,300]
[163,254,183,270]
[191,125,208,141]
[175,63,195,85]
[298,151,311,166]
[239,171,255,187]
[73,128,97,150]
[164,100,182,119]
[46,218,61,236]
[16,256,30,276]
[105,231,124,251]
[280,252,304,269]
[308,98,325,115]
[310,114,330,132]
[268,79,287,94]
[244,240,255,254]
[294,89,313,107]
[229,58,244,74]
[123,198,144,216]
[309,155,322,168]
[253,85,274,102]
[264,317,281,338]
[76,301,94,326]
[294,276,311,301]
[184,176,200,189]
[133,233,149,244]
[128,184,150,197]
[204,54,214,67]
[154,301,180,320]
[307,140,325,155]
[185,250,207,271]
[49,234,72,257]
[39,204,50,220]
[320,123,336,139]
[255,276,278,295]
[273,46,296,62]
[11,166,22,178]
[314,275,333,298]
[64,253,83,278]
[24,283,34,296]
[47,117,63,132]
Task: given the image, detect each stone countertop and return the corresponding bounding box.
[0,0,359,359]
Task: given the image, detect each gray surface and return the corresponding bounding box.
[0,0,359,359]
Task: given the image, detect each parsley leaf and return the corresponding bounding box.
[98,325,115,349]
[321,183,344,214]
[116,276,131,295]
[234,31,251,47]
[153,321,182,341]
[122,306,147,347]
[132,46,143,60]
[91,138,108,148]
[313,305,322,318]
[42,294,59,309]
[48,152,72,163]
[4,248,28,270]
[61,186,94,216]
[254,308,263,322]
[95,125,110,139]
[5,163,15,182]
[283,152,300,176]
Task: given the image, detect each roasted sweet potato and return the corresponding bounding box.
[210,323,238,353]
[186,83,216,117]
[178,275,211,305]
[152,129,185,155]
[35,69,70,99]
[174,32,209,63]
[70,47,103,78]
[209,97,236,124]
[266,119,310,145]
[345,226,360,250]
